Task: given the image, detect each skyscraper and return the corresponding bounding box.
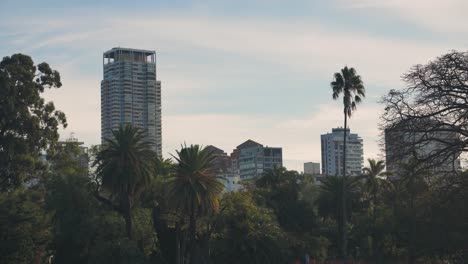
[101,47,162,156]
[321,128,363,176]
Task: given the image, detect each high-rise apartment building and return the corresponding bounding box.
[101,47,162,156]
[304,162,320,175]
[321,128,363,176]
[385,121,461,175]
[230,140,282,180]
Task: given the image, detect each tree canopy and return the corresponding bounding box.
[0,54,66,191]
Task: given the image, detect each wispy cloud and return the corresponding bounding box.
[2,7,464,170]
[339,0,468,35]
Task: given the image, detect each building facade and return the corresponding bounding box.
[321,128,363,176]
[101,47,162,156]
[385,121,461,176]
[231,140,282,180]
[304,162,320,175]
[205,145,242,192]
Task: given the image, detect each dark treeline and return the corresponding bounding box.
[1,52,468,264]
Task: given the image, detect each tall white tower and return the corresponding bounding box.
[321,128,363,176]
[101,47,162,156]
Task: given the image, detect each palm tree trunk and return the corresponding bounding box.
[123,193,133,240]
[189,205,197,264]
[341,112,348,261]
[372,192,378,262]
[176,222,181,264]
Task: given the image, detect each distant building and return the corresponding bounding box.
[385,120,461,175]
[101,47,162,156]
[206,145,242,192]
[206,145,232,174]
[321,128,363,176]
[304,162,320,175]
[58,135,89,172]
[221,174,242,192]
[231,140,283,180]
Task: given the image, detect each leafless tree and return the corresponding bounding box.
[381,50,468,176]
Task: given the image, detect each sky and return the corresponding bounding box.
[1,0,468,171]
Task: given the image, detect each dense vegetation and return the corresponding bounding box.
[1,53,468,264]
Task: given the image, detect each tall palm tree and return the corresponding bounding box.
[331,66,365,259]
[361,159,389,261]
[94,124,155,239]
[167,144,224,264]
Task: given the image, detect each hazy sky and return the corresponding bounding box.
[1,0,468,171]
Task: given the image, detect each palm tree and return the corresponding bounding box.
[396,157,429,264]
[256,167,288,188]
[362,159,389,203]
[94,124,155,239]
[361,159,389,261]
[167,144,224,264]
[319,175,360,256]
[331,66,365,259]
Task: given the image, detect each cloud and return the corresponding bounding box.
[163,102,383,171]
[339,0,468,35]
[3,9,462,171]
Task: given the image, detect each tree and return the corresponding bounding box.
[211,191,289,264]
[94,124,155,240]
[0,53,66,191]
[318,176,360,258]
[167,144,224,264]
[0,188,51,264]
[395,158,429,264]
[256,168,326,260]
[382,50,468,170]
[46,171,100,264]
[330,66,365,259]
[360,159,389,262]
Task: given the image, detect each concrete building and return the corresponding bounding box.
[304,162,320,175]
[101,47,162,156]
[230,140,283,180]
[385,121,461,175]
[206,145,242,192]
[321,128,363,176]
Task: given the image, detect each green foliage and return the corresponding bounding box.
[0,189,50,264]
[132,208,159,256]
[331,66,365,117]
[318,176,360,221]
[167,144,224,263]
[48,141,88,178]
[0,54,66,191]
[46,173,101,264]
[318,176,361,258]
[330,65,366,259]
[211,191,289,264]
[255,168,328,260]
[96,124,154,196]
[89,239,148,264]
[3,52,468,263]
[168,144,224,216]
[94,124,156,239]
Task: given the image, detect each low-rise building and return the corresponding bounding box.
[304,162,320,175]
[230,140,283,180]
